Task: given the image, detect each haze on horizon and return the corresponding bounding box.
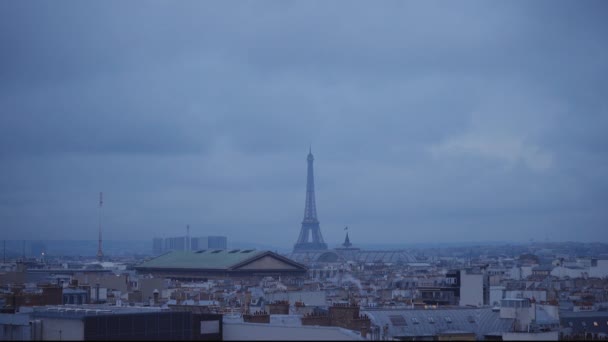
[1,1,607,247]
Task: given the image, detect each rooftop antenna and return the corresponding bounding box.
[96,192,104,262]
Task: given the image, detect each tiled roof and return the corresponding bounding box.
[363,307,514,338]
[136,249,265,270]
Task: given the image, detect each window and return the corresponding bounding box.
[594,322,599,327]
[412,317,420,324]
[428,317,435,324]
[444,317,452,323]
[467,315,476,323]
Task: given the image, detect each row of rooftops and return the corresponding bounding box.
[364,307,514,338]
[31,304,163,318]
[560,311,608,334]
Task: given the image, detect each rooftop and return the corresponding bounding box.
[136,249,265,270]
[31,305,163,319]
[363,307,514,338]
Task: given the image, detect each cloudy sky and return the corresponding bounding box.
[1,1,607,248]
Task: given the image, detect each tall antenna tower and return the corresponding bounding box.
[97,192,104,262]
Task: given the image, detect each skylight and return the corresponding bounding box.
[389,315,407,326]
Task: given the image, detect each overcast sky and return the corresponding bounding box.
[1,1,607,248]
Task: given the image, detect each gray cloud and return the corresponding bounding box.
[1,1,607,246]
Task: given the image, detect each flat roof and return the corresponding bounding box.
[31,305,164,319]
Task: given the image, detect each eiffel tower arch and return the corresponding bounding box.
[293,148,328,252]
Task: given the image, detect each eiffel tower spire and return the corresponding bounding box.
[294,148,327,251]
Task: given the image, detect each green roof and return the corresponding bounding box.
[136,249,266,270]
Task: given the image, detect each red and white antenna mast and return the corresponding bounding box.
[96,192,104,262]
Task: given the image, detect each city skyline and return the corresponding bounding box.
[1,1,608,245]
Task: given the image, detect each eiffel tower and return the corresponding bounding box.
[293,148,328,252]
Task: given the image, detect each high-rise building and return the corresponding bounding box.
[164,237,186,252]
[191,236,227,250]
[152,238,163,255]
[294,148,328,252]
[152,235,228,254]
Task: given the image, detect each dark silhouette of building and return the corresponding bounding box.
[29,307,222,340]
[294,149,328,252]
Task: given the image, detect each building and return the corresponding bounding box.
[152,238,163,255]
[459,268,489,307]
[221,301,371,340]
[0,312,31,340]
[223,315,365,341]
[560,311,608,340]
[164,237,187,252]
[364,306,517,340]
[24,305,222,340]
[416,270,461,306]
[0,283,62,311]
[287,230,417,266]
[135,249,307,280]
[191,236,227,250]
[152,236,228,255]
